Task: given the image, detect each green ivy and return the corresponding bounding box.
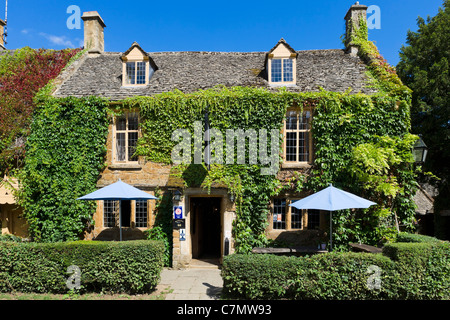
[119,86,416,252]
[18,95,109,242]
[348,19,412,100]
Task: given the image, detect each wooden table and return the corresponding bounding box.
[349,243,383,253]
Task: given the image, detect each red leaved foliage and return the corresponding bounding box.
[0,47,81,175]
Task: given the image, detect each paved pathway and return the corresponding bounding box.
[158,267,223,300]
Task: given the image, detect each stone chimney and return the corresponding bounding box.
[81,11,106,54]
[344,2,368,56]
[0,19,5,50]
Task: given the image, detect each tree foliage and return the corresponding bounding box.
[397,0,450,221]
[0,47,81,176]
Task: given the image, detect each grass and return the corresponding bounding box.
[0,286,174,300]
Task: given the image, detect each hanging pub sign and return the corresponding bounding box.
[173,206,183,219]
[173,219,185,230]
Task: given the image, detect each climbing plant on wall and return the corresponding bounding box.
[121,86,417,252]
[18,94,109,242]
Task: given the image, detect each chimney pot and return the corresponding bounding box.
[82,11,106,54]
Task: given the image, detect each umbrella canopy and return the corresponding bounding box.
[289,184,376,251]
[77,179,158,201]
[289,184,376,211]
[78,179,158,241]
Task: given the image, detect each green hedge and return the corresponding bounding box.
[222,239,450,299]
[0,240,165,294]
[222,253,395,299]
[382,241,450,299]
[396,232,441,243]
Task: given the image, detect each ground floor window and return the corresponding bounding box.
[135,200,148,228]
[103,199,148,228]
[103,200,118,227]
[271,198,321,231]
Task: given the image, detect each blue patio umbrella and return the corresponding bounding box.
[289,184,376,251]
[78,179,158,241]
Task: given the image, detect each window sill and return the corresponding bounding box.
[281,162,312,169]
[269,83,297,87]
[108,163,142,170]
[121,84,148,88]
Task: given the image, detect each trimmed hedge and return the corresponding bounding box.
[382,241,450,299]
[222,238,450,299]
[0,240,165,294]
[222,253,395,300]
[396,232,441,243]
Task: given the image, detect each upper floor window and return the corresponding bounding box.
[283,108,313,166]
[271,58,294,83]
[121,42,156,86]
[267,38,297,85]
[125,61,147,85]
[114,111,139,163]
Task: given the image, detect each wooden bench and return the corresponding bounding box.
[252,246,328,255]
[349,243,383,253]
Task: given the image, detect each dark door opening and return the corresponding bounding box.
[190,197,221,259]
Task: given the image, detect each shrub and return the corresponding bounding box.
[221,253,308,299]
[223,239,450,299]
[396,232,441,243]
[0,240,165,294]
[222,253,395,300]
[382,241,450,299]
[298,252,396,300]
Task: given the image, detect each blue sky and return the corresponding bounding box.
[1,0,444,66]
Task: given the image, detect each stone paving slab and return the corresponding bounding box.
[159,268,223,300]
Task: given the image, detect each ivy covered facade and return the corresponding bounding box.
[16,4,419,268]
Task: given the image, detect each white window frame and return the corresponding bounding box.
[282,108,313,167]
[113,111,139,163]
[268,56,297,85]
[270,58,294,83]
[122,59,150,86]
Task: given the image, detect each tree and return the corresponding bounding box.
[0,47,80,176]
[397,0,450,238]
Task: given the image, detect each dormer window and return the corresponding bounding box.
[125,61,146,85]
[121,42,156,86]
[271,58,294,83]
[267,38,297,86]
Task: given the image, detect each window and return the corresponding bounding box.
[271,198,320,231]
[135,200,148,228]
[103,200,148,228]
[267,39,297,85]
[307,209,320,229]
[271,58,294,83]
[284,108,312,165]
[104,200,118,227]
[114,112,139,163]
[125,61,147,85]
[273,198,286,230]
[291,206,302,229]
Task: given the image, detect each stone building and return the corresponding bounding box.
[47,3,384,267]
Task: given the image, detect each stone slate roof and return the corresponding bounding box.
[53,49,375,100]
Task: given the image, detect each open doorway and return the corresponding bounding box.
[190,197,221,259]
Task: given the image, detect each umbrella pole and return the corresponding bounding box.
[119,200,122,241]
[329,211,332,252]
